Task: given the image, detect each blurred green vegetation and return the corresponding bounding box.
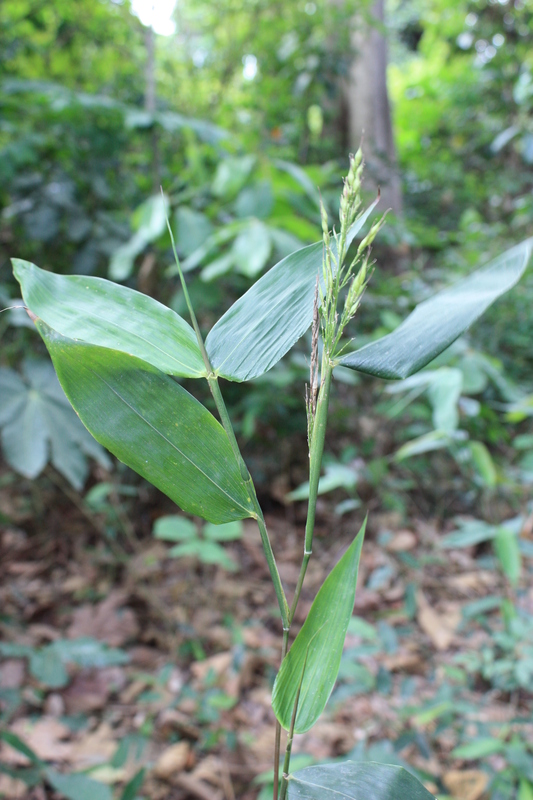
[1,0,533,511]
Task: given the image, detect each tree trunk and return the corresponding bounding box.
[343,0,402,215]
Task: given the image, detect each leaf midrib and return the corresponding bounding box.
[88,366,250,516]
[208,243,322,374]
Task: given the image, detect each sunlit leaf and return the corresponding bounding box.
[206,202,378,381]
[341,238,533,379]
[13,259,205,378]
[287,761,436,799]
[36,322,255,524]
[272,521,365,733]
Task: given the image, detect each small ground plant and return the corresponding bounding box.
[11,153,533,799]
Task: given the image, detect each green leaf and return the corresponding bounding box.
[0,368,27,425]
[167,541,204,558]
[120,768,145,800]
[341,238,533,379]
[211,155,256,199]
[203,520,243,541]
[287,761,435,799]
[29,645,68,688]
[452,738,505,759]
[426,368,463,432]
[109,193,169,280]
[395,430,453,460]
[13,259,205,379]
[494,526,521,587]
[154,515,197,542]
[286,463,358,501]
[272,521,366,733]
[518,779,533,800]
[468,441,497,488]
[195,540,238,570]
[175,207,214,257]
[2,385,48,479]
[0,359,110,487]
[440,519,498,548]
[274,159,322,210]
[232,220,272,277]
[36,322,255,524]
[47,769,113,800]
[52,638,129,668]
[205,202,378,382]
[0,730,43,766]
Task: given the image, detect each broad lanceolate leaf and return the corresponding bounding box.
[272,521,366,733]
[341,238,533,380]
[205,202,378,382]
[13,259,205,378]
[287,761,436,800]
[36,322,255,524]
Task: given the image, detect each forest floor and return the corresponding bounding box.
[1,465,532,800]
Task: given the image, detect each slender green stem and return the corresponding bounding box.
[166,209,208,363]
[273,629,289,800]
[289,361,333,624]
[207,374,250,480]
[256,512,290,629]
[278,644,309,800]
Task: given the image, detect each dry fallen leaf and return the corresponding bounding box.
[448,571,494,594]
[417,592,461,651]
[0,773,28,798]
[0,659,26,690]
[153,741,190,780]
[386,530,417,552]
[190,652,233,684]
[67,590,139,646]
[444,769,488,800]
[69,722,117,769]
[383,645,425,674]
[62,666,127,714]
[3,717,72,764]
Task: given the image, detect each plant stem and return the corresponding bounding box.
[274,361,334,799]
[273,628,289,800]
[289,360,333,623]
[207,374,250,480]
[278,643,308,800]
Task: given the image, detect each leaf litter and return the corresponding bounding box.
[0,468,532,800]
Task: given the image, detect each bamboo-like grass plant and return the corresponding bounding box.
[12,154,533,799]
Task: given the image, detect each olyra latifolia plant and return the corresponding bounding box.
[11,151,533,800]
